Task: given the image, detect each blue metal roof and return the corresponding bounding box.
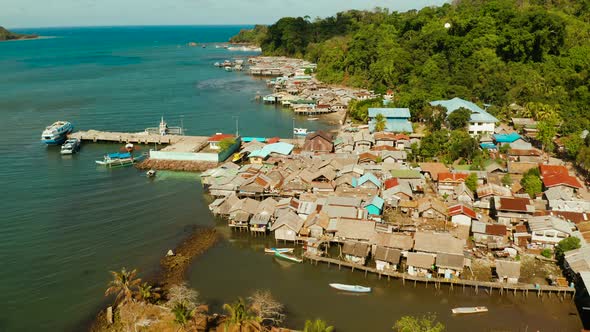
[368,108,411,119]
[480,143,497,150]
[368,196,385,210]
[249,149,269,158]
[263,142,294,155]
[352,173,382,188]
[242,137,266,143]
[369,119,413,133]
[493,132,521,143]
[430,97,498,123]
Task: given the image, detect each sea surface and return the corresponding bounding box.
[0,26,582,332]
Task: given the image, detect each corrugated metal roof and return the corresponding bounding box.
[430,97,498,123]
[368,108,411,118]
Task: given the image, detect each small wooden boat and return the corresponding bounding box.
[329,283,371,293]
[264,248,294,254]
[307,117,319,121]
[274,251,302,263]
[451,306,488,314]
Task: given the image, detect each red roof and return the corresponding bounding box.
[486,224,507,236]
[358,152,378,162]
[437,172,468,183]
[371,145,397,152]
[384,178,399,190]
[549,211,588,224]
[498,197,530,212]
[266,137,280,144]
[543,174,582,189]
[448,204,476,219]
[539,164,568,177]
[208,133,234,142]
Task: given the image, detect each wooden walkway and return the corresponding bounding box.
[303,253,575,299]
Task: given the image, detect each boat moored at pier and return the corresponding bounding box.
[95,152,145,168]
[60,138,80,155]
[41,121,73,145]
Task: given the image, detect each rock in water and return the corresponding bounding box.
[166,249,174,256]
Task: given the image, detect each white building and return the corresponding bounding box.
[528,215,574,247]
[430,97,499,136]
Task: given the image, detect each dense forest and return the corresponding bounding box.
[231,0,590,168]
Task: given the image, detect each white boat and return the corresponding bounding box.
[293,128,308,136]
[41,121,74,145]
[307,117,319,121]
[60,138,80,155]
[329,283,371,293]
[274,251,302,263]
[451,306,488,314]
[264,248,294,254]
[146,169,157,178]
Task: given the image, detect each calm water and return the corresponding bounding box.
[0,26,581,332]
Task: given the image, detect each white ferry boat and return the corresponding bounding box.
[60,138,80,155]
[41,121,73,145]
[451,306,488,314]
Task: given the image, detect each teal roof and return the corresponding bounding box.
[368,108,411,119]
[430,97,498,123]
[480,143,497,150]
[493,133,521,143]
[263,142,294,155]
[352,173,382,188]
[249,149,269,158]
[368,196,385,210]
[369,118,413,133]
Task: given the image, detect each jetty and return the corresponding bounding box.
[69,130,195,145]
[303,253,575,299]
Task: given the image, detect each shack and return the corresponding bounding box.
[495,260,521,284]
[406,252,436,277]
[271,211,304,242]
[342,241,370,265]
[374,247,402,271]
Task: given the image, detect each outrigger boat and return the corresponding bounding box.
[95,152,145,168]
[329,283,371,293]
[451,306,488,314]
[264,248,294,254]
[274,251,302,263]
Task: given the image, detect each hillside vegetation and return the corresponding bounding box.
[234,0,590,136]
[0,26,37,41]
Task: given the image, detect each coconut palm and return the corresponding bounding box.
[223,298,262,332]
[374,113,387,132]
[104,267,141,306]
[303,319,334,332]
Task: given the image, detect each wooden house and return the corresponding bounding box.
[436,253,465,278]
[417,198,448,220]
[364,196,385,217]
[495,260,521,284]
[303,130,333,153]
[342,241,371,265]
[271,211,304,242]
[406,252,436,276]
[374,247,402,271]
[437,172,468,196]
[448,204,477,227]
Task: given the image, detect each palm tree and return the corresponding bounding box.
[172,301,194,329]
[303,319,334,332]
[374,113,387,132]
[136,282,161,304]
[223,298,262,332]
[104,267,141,306]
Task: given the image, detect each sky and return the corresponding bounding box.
[1,0,448,29]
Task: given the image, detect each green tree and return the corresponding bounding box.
[541,249,553,259]
[537,120,558,152]
[447,108,472,130]
[521,173,543,198]
[303,319,334,332]
[501,173,513,187]
[577,146,590,172]
[374,113,387,132]
[465,173,478,192]
[219,138,237,152]
[223,298,262,332]
[555,237,581,262]
[499,143,511,155]
[563,133,584,159]
[104,267,141,307]
[393,314,445,332]
[135,282,161,304]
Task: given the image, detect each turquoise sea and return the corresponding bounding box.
[0,26,582,332]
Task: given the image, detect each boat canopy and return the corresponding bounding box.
[108,152,132,159]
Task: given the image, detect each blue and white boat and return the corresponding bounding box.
[329,283,371,293]
[95,152,145,168]
[264,248,294,254]
[41,121,73,145]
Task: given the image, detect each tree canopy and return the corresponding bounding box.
[234,0,590,135]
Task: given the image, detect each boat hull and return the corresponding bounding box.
[329,283,371,293]
[451,307,488,314]
[265,248,294,254]
[274,251,302,263]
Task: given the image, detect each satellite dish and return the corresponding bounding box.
[444,22,451,29]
